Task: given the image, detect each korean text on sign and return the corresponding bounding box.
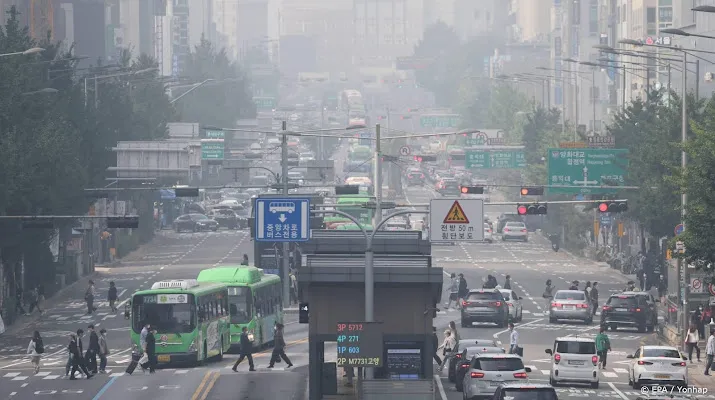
[264,224,300,239]
[440,224,474,240]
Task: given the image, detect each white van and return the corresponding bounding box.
[545,336,599,388]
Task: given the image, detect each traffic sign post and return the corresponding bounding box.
[466,151,526,169]
[201,139,225,160]
[419,114,460,128]
[599,213,612,226]
[399,146,411,156]
[429,199,484,243]
[547,148,629,194]
[675,223,685,236]
[255,198,311,242]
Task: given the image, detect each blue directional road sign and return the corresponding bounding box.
[675,223,685,236]
[599,213,612,226]
[255,198,311,242]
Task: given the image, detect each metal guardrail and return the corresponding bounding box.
[359,379,434,400]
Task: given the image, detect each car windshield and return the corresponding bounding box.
[556,341,596,354]
[500,389,558,400]
[467,292,502,301]
[505,223,525,228]
[132,294,195,333]
[227,287,252,324]
[475,358,524,371]
[554,292,586,300]
[499,291,511,301]
[643,348,681,358]
[607,297,637,307]
[191,214,209,221]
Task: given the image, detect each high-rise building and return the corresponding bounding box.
[453,0,511,41]
[353,0,422,68]
[422,0,453,27]
[237,0,269,60]
[214,0,239,58]
[515,0,551,43]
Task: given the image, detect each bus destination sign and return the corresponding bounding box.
[336,322,384,367]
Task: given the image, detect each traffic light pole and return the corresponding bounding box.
[281,121,291,309]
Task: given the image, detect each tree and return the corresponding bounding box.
[676,93,715,267]
[177,37,255,127]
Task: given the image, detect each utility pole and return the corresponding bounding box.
[680,52,689,339]
[373,124,382,227]
[281,120,291,308]
[319,107,325,160]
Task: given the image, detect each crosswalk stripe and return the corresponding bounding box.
[613,368,628,373]
[540,370,550,375]
[602,371,618,378]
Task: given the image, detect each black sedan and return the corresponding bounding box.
[207,209,240,229]
[173,214,219,232]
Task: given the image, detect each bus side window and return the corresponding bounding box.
[198,300,205,322]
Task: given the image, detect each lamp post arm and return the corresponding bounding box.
[247,166,279,182]
[309,210,368,239]
[369,210,429,246]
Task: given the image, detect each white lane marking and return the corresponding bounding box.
[608,381,629,400]
[613,368,628,374]
[493,318,544,339]
[434,374,448,400]
[602,371,618,378]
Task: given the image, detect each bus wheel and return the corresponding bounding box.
[216,339,224,361]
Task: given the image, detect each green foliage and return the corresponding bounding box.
[177,37,256,127]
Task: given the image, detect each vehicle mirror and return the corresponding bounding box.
[545,349,552,355]
[626,354,634,359]
[524,367,532,373]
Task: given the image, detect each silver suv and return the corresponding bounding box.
[461,354,531,399]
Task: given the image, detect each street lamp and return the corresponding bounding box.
[692,5,715,13]
[85,68,158,108]
[169,79,215,105]
[0,47,45,57]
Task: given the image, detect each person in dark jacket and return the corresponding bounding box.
[590,282,600,316]
[141,329,157,373]
[86,325,100,374]
[232,326,255,371]
[108,281,118,312]
[457,274,468,308]
[504,275,512,290]
[432,326,442,367]
[268,323,293,368]
[68,333,91,380]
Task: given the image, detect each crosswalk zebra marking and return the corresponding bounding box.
[602,371,618,378]
[612,368,628,374]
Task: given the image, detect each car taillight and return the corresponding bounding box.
[455,354,462,359]
[513,372,528,379]
[504,228,509,232]
[637,360,653,365]
[470,372,485,378]
[592,355,599,365]
[577,304,589,308]
[521,229,527,232]
[602,306,612,311]
[551,302,561,308]
[462,300,470,307]
[460,364,469,369]
[634,308,642,312]
[673,362,687,367]
[420,174,424,178]
[554,354,561,364]
[492,301,502,307]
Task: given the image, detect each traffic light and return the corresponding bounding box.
[517,203,547,215]
[174,187,199,197]
[460,186,484,194]
[414,155,437,163]
[336,185,360,195]
[107,216,140,229]
[520,187,545,196]
[597,201,628,213]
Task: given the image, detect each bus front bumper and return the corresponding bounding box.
[155,352,199,364]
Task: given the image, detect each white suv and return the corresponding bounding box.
[461,354,531,399]
[545,336,599,388]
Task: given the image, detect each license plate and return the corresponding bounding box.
[616,308,628,312]
[474,307,491,311]
[655,374,670,379]
[568,360,585,365]
[564,306,575,310]
[490,381,502,387]
[157,355,170,362]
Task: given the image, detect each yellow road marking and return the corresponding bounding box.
[191,370,215,400]
[199,371,221,400]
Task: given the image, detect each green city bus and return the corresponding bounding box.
[197,266,283,349]
[324,195,374,229]
[128,279,231,366]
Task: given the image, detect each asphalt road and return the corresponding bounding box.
[0,227,311,400]
[402,186,715,400]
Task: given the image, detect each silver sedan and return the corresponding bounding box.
[549,290,593,324]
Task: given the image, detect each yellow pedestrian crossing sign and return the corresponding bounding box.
[443,201,470,224]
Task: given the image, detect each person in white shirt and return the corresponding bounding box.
[508,322,519,355]
[437,330,456,372]
[685,324,701,363]
[445,274,460,310]
[705,329,715,375]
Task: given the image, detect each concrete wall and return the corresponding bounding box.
[307,284,433,336]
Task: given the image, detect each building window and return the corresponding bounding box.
[658,7,673,23]
[646,7,656,23]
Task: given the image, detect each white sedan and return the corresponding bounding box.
[484,222,493,242]
[628,345,688,388]
[502,221,528,242]
[498,288,523,322]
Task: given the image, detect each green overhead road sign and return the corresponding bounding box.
[201,140,225,160]
[253,97,276,109]
[547,148,629,194]
[466,151,526,169]
[420,114,460,128]
[205,129,225,139]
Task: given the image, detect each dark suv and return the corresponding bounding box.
[600,292,658,332]
[405,170,425,186]
[461,289,510,328]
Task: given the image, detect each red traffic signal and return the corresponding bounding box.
[520,187,545,196]
[460,186,484,194]
[597,201,628,213]
[517,203,547,215]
